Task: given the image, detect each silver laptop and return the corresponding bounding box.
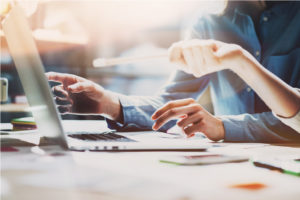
[2,5,209,151]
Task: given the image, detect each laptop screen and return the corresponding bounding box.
[2,5,68,148]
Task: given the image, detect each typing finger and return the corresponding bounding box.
[52,85,68,98]
[152,103,201,130]
[177,111,204,128]
[55,96,72,105]
[57,105,72,114]
[183,122,202,138]
[152,98,195,120]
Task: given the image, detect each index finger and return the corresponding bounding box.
[46,72,85,85]
[152,98,195,120]
[46,72,68,83]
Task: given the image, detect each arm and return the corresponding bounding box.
[229,59,300,133]
[46,72,122,121]
[46,71,210,132]
[230,49,300,118]
[151,98,300,142]
[168,39,300,120]
[221,112,300,142]
[152,39,300,141]
[107,70,210,132]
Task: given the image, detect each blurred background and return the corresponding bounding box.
[0,0,226,122]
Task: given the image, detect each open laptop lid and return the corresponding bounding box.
[2,5,68,149]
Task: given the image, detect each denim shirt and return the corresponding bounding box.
[107,2,300,142]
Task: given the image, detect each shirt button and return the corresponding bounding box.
[263,16,268,22]
[247,87,251,92]
[255,51,260,57]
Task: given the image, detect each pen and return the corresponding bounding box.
[93,53,168,67]
[253,160,300,177]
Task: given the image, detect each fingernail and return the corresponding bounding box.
[151,114,157,120]
[58,106,69,113]
[152,124,158,130]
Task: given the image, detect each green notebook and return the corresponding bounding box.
[11,117,37,130]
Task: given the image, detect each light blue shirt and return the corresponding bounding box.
[107,2,300,142]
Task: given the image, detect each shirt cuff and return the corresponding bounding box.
[105,94,152,131]
[105,118,124,130]
[105,94,131,130]
[220,116,246,142]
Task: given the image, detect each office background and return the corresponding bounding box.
[1,0,226,122]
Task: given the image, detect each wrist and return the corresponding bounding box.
[216,117,225,141]
[231,50,260,81]
[230,49,250,74]
[100,90,122,121]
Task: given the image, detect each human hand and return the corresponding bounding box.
[168,39,251,77]
[46,72,121,120]
[152,98,225,141]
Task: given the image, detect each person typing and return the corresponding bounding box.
[47,1,300,142]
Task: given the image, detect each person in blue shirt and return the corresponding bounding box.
[47,1,300,142]
[152,39,300,137]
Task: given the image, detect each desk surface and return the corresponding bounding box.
[1,120,300,200]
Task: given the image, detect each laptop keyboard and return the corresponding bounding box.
[67,130,136,142]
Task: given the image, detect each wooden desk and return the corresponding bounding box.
[1,120,300,200]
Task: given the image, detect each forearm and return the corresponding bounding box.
[105,70,210,131]
[221,112,300,142]
[232,52,300,118]
[106,94,176,132]
[101,90,123,122]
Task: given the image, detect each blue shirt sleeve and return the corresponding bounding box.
[108,2,300,143]
[221,112,300,142]
[107,71,210,132]
[107,13,211,132]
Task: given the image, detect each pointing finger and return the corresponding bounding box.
[46,72,85,84]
